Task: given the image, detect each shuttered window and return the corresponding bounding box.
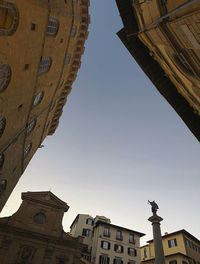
[0,2,18,35]
[46,16,59,37]
[38,56,52,75]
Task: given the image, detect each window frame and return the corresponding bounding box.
[38,56,52,75]
[101,241,110,250]
[33,91,44,107]
[82,228,90,237]
[114,244,124,254]
[0,0,19,35]
[168,238,177,248]
[128,248,137,257]
[116,230,123,241]
[0,64,11,92]
[46,16,59,37]
[0,117,6,137]
[103,227,110,237]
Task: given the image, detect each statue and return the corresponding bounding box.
[148,200,159,215]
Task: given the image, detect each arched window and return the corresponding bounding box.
[33,91,44,106]
[46,16,59,37]
[24,142,32,158]
[71,24,76,37]
[0,179,7,194]
[38,56,52,75]
[26,119,36,135]
[50,100,55,111]
[0,1,19,35]
[65,53,71,65]
[0,153,4,169]
[0,117,6,137]
[0,64,11,92]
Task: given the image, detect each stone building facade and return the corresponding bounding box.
[116,0,200,141]
[70,214,145,264]
[0,0,90,211]
[0,191,84,264]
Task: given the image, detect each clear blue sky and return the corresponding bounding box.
[1,0,200,246]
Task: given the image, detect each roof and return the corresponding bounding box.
[21,191,69,212]
[115,0,200,142]
[147,229,200,245]
[94,220,145,237]
[70,214,93,229]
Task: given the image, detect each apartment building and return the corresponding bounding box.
[116,0,200,141]
[141,229,200,264]
[0,0,90,211]
[70,214,145,264]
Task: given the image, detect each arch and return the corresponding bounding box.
[0,64,11,92]
[0,0,19,35]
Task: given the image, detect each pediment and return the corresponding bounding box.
[22,191,69,212]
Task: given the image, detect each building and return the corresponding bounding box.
[0,0,90,211]
[116,0,200,141]
[70,214,145,264]
[0,191,85,264]
[141,229,200,264]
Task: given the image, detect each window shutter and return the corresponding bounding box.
[168,240,171,248]
[121,246,124,253]
[107,257,110,264]
[128,248,130,255]
[99,256,102,264]
[101,241,103,248]
[134,249,137,256]
[121,260,123,264]
[113,259,116,264]
[108,242,110,250]
[114,244,117,251]
[174,239,177,246]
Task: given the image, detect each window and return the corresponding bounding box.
[113,258,123,264]
[65,53,71,65]
[24,142,32,158]
[116,230,123,240]
[129,234,135,243]
[38,56,52,75]
[86,218,93,225]
[0,117,6,137]
[46,16,59,37]
[101,241,110,250]
[168,239,177,248]
[0,179,7,194]
[0,64,11,92]
[114,244,123,253]
[0,1,18,35]
[34,213,46,224]
[0,153,4,169]
[33,91,44,106]
[99,255,110,264]
[169,261,177,264]
[57,79,63,90]
[50,101,55,111]
[71,24,76,37]
[104,227,110,237]
[82,229,90,237]
[182,262,188,264]
[26,119,36,135]
[128,248,137,257]
[144,248,147,258]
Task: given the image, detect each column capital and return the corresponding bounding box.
[148,214,163,224]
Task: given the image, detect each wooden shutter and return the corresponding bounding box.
[108,242,110,250]
[168,240,171,248]
[121,246,124,253]
[101,241,104,248]
[99,256,102,264]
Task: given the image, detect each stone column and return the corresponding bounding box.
[148,214,165,264]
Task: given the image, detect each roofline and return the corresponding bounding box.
[147,229,200,245]
[94,221,145,237]
[70,214,80,229]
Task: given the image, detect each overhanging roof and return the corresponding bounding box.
[115,0,200,141]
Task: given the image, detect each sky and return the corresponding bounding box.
[1,0,200,246]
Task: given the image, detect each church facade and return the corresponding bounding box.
[0,191,84,264]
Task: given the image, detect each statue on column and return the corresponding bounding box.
[148,200,159,215]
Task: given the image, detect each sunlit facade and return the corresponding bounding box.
[0,0,90,211]
[116,0,200,141]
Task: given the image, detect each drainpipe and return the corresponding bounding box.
[128,0,199,37]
